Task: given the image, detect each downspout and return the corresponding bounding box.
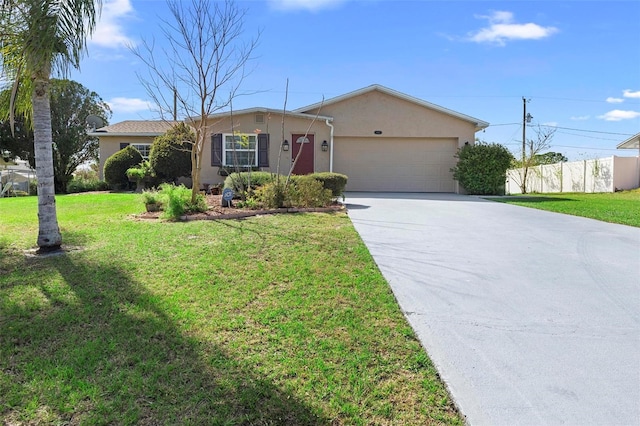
[325,118,334,172]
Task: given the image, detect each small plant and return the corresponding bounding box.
[141,189,163,212]
[158,183,206,219]
[236,197,261,209]
[126,161,156,193]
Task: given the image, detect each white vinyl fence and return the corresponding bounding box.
[506,156,640,194]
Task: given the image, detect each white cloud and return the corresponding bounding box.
[623,89,640,99]
[543,121,558,127]
[107,97,152,113]
[90,0,136,49]
[598,110,640,121]
[606,97,624,104]
[268,0,346,12]
[570,115,590,121]
[468,11,558,46]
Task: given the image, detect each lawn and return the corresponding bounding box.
[0,193,462,425]
[488,189,640,227]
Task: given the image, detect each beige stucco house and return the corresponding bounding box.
[95,85,489,193]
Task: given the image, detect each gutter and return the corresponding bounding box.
[325,119,334,172]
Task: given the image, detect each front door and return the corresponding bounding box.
[291,134,314,175]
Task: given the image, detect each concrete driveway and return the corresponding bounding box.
[345,192,640,426]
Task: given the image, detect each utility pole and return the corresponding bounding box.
[522,97,533,164]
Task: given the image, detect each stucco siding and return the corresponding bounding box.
[200,112,332,185]
[98,135,157,179]
[334,137,458,192]
[309,90,477,145]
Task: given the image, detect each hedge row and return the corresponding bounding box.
[223,172,348,197]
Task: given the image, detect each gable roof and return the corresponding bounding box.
[294,84,490,131]
[617,132,640,149]
[89,120,179,137]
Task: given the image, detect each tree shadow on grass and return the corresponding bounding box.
[0,252,327,425]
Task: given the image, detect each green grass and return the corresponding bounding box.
[0,193,462,425]
[488,189,640,227]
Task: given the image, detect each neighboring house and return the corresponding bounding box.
[92,120,178,179]
[94,85,489,193]
[617,132,640,152]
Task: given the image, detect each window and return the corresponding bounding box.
[223,134,257,167]
[212,133,269,168]
[132,144,151,160]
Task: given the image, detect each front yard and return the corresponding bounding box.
[0,193,462,425]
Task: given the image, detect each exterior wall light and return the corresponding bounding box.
[321,140,329,151]
[282,140,289,151]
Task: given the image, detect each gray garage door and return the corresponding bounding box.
[333,137,458,192]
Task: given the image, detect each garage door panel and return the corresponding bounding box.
[334,137,458,192]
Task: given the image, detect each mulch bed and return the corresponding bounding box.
[135,194,345,221]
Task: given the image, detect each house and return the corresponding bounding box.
[95,85,489,193]
[617,132,640,152]
[93,120,178,179]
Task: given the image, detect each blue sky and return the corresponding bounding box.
[70,0,640,160]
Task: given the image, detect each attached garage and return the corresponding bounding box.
[296,85,489,194]
[334,137,458,192]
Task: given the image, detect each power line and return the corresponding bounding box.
[486,122,635,137]
[539,125,635,136]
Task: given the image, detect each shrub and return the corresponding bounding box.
[451,143,514,195]
[288,176,333,208]
[104,145,143,190]
[158,183,206,220]
[66,177,109,193]
[149,123,193,181]
[253,180,287,209]
[310,172,348,197]
[29,181,37,195]
[223,171,274,195]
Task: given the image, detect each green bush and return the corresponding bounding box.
[254,177,333,209]
[451,142,514,195]
[223,171,274,194]
[149,123,193,181]
[66,177,109,193]
[253,180,287,209]
[104,145,143,190]
[158,183,206,220]
[310,172,348,197]
[288,176,333,208]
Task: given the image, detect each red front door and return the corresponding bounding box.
[291,134,314,175]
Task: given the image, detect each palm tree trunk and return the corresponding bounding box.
[32,77,62,252]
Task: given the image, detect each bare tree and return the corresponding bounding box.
[514,125,556,193]
[131,0,258,202]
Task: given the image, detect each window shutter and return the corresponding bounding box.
[258,133,269,167]
[211,133,223,166]
[119,143,129,150]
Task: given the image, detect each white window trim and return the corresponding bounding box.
[222,133,258,167]
[132,143,151,160]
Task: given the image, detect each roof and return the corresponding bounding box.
[294,84,490,131]
[89,120,179,137]
[617,132,640,149]
[196,107,333,122]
